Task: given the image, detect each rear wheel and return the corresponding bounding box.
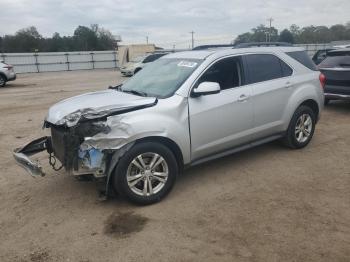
[0,75,6,87]
[113,142,178,205]
[283,105,316,149]
[324,98,330,106]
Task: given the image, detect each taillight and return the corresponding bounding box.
[319,73,326,90]
[3,64,13,70]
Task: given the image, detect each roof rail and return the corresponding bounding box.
[192,44,235,50]
[234,42,292,48]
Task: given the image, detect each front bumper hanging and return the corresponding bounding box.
[13,136,52,177]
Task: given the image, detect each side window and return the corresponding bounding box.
[245,54,286,84]
[286,51,318,71]
[197,57,243,90]
[280,59,293,77]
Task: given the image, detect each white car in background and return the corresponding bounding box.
[0,61,16,87]
[120,53,168,76]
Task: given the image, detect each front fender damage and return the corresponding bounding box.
[13,98,159,200]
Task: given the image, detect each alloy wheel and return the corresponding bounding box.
[126,152,169,196]
[295,114,313,143]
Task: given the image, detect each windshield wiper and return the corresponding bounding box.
[122,90,148,97]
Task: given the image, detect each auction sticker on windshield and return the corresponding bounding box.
[178,61,198,68]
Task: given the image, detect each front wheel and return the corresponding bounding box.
[283,105,316,149]
[113,142,178,205]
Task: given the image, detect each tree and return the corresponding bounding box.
[73,26,98,51]
[251,24,278,42]
[234,25,278,44]
[9,26,43,52]
[234,32,252,44]
[330,24,348,41]
[279,29,295,43]
[96,28,116,50]
[0,36,3,53]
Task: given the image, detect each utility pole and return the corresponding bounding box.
[146,36,149,44]
[267,18,274,42]
[189,31,195,49]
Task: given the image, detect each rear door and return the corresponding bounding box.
[243,54,294,140]
[188,56,254,161]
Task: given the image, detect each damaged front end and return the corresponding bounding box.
[13,121,110,178]
[13,88,158,197]
[13,136,52,177]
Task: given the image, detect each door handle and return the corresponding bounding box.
[238,94,249,102]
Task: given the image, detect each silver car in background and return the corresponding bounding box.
[0,61,16,87]
[13,46,324,205]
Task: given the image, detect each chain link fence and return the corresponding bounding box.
[0,50,118,73]
[0,44,335,74]
[294,43,332,57]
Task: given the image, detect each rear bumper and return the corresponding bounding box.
[7,73,16,81]
[324,93,350,100]
[324,81,350,100]
[13,136,52,177]
[4,70,16,81]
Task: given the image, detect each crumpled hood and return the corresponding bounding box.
[46,89,157,127]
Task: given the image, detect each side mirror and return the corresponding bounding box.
[192,82,220,97]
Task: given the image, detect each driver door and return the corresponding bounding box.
[188,56,254,161]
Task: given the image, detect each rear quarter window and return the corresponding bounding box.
[286,51,318,71]
[244,54,292,84]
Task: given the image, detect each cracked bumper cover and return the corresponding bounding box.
[13,136,52,177]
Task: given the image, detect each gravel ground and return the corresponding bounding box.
[0,69,349,262]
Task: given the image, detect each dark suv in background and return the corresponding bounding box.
[318,48,350,104]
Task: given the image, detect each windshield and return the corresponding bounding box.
[121,58,202,98]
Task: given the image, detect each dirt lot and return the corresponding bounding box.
[0,69,349,262]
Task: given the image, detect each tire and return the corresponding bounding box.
[324,98,330,106]
[113,142,178,205]
[0,75,6,87]
[283,105,316,149]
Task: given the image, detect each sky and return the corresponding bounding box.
[1,0,350,49]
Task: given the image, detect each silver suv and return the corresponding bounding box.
[14,46,324,204]
[0,61,16,87]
